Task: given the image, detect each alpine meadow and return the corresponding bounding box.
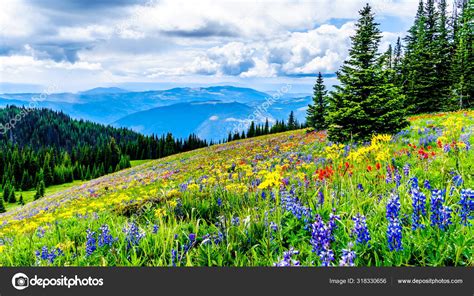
[0,1,472,268]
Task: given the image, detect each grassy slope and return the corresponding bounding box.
[0,111,472,267]
[3,181,86,212]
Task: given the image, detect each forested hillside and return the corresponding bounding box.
[0,106,209,206]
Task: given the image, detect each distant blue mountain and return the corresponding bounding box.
[79,87,129,95]
[0,86,311,140]
[113,101,268,141]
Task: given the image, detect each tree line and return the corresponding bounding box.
[0,106,210,211]
[306,0,472,143]
[226,111,305,142]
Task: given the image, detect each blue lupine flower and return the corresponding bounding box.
[423,180,431,190]
[274,248,300,267]
[387,218,402,251]
[85,229,97,257]
[171,249,178,266]
[357,184,364,192]
[386,193,402,251]
[385,171,392,184]
[430,190,444,228]
[35,246,63,264]
[310,215,331,255]
[386,193,401,221]
[352,214,371,244]
[231,216,240,226]
[410,177,419,189]
[98,224,116,247]
[318,191,324,206]
[403,164,410,177]
[411,188,427,230]
[339,243,356,267]
[439,206,453,230]
[269,222,278,232]
[459,189,474,226]
[319,245,335,267]
[152,224,159,234]
[452,175,463,187]
[123,222,145,249]
[217,198,222,207]
[188,233,196,242]
[280,190,312,221]
[394,170,402,187]
[328,210,340,242]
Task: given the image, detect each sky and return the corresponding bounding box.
[0,0,422,94]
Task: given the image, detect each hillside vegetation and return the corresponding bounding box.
[0,110,472,266]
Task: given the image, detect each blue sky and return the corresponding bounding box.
[0,0,422,94]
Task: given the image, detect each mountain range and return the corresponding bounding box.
[0,86,311,141]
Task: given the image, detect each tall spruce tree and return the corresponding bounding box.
[0,196,5,213]
[306,72,328,130]
[451,0,473,108]
[327,4,408,143]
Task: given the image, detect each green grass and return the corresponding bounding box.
[3,180,86,212]
[131,160,152,167]
[0,111,472,267]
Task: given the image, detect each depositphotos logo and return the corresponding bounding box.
[11,272,104,290]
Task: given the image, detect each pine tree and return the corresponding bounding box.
[0,196,5,213]
[247,122,256,138]
[18,193,24,205]
[3,182,10,202]
[451,0,473,109]
[393,37,403,86]
[327,4,408,143]
[8,187,16,203]
[306,72,329,130]
[288,111,297,130]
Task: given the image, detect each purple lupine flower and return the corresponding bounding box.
[269,222,278,232]
[319,245,335,267]
[430,190,444,228]
[171,249,178,266]
[352,214,371,245]
[387,218,403,251]
[403,164,410,177]
[318,191,324,206]
[452,175,463,187]
[386,193,401,221]
[152,224,159,234]
[410,177,419,189]
[123,222,145,249]
[36,246,63,264]
[386,193,402,251]
[310,215,331,255]
[459,189,474,226]
[98,224,116,247]
[274,248,300,267]
[385,171,392,184]
[439,206,453,230]
[411,188,427,230]
[231,216,240,226]
[339,243,356,267]
[328,210,340,242]
[280,190,312,221]
[394,169,402,187]
[423,180,431,190]
[85,229,97,257]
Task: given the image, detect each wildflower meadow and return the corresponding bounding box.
[0,110,472,267]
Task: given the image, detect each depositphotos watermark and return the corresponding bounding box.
[11,272,104,290]
[230,83,292,135]
[0,83,58,136]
